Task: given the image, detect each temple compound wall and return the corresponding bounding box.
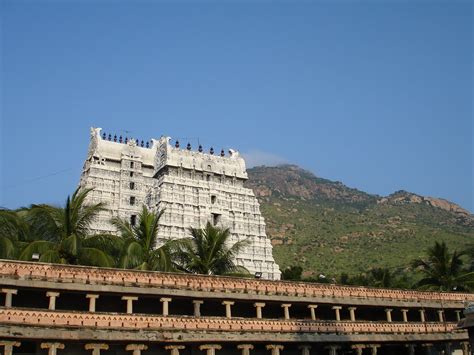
[0,260,472,355]
[79,128,280,280]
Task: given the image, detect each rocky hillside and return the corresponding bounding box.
[245,165,473,278]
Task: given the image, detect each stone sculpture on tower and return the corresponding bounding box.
[80,127,281,279]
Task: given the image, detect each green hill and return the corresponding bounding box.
[245,165,473,279]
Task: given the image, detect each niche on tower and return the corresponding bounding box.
[212,213,222,226]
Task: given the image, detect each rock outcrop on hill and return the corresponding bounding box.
[379,190,471,216]
[245,165,473,277]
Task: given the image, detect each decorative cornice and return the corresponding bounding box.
[1,260,472,304]
[0,308,465,335]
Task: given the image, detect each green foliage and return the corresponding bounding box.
[246,166,473,289]
[1,193,250,277]
[263,195,472,282]
[18,188,116,267]
[281,265,303,280]
[0,208,35,259]
[112,206,177,271]
[411,241,474,291]
[174,222,250,276]
[336,267,414,289]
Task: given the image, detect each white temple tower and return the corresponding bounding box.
[80,128,281,280]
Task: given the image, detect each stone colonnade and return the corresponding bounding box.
[0,288,461,323]
[1,341,471,355]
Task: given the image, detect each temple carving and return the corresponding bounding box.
[79,128,280,279]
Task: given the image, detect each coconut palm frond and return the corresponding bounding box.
[38,249,62,264]
[119,240,146,269]
[83,234,123,260]
[0,236,17,259]
[180,222,246,275]
[26,205,62,242]
[18,240,56,261]
[0,209,30,242]
[112,206,169,271]
[79,247,115,267]
[111,217,135,240]
[412,241,471,291]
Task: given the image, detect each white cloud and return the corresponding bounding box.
[241,150,288,168]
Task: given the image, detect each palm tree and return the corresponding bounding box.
[0,208,32,259]
[175,222,250,276]
[411,241,474,291]
[111,206,175,271]
[18,188,116,267]
[367,268,394,288]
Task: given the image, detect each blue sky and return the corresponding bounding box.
[1,0,472,211]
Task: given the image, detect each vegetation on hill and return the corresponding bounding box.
[246,165,473,287]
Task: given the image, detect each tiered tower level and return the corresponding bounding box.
[80,128,281,280]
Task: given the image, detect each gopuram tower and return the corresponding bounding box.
[80,128,281,280]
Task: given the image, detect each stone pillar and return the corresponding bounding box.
[348,307,357,321]
[405,344,416,355]
[165,345,186,355]
[41,342,65,355]
[281,304,291,320]
[444,343,452,354]
[307,305,318,320]
[121,296,138,314]
[238,344,254,355]
[222,301,235,318]
[437,310,444,322]
[160,297,172,316]
[86,294,99,312]
[369,345,380,355]
[401,309,409,322]
[351,345,365,355]
[0,341,21,355]
[85,343,109,355]
[332,306,342,321]
[461,342,470,355]
[455,310,462,322]
[193,300,204,316]
[325,345,340,355]
[385,308,393,322]
[298,345,311,355]
[1,288,17,308]
[125,344,148,355]
[46,291,60,310]
[199,344,222,355]
[254,302,265,319]
[266,344,284,355]
[419,309,426,322]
